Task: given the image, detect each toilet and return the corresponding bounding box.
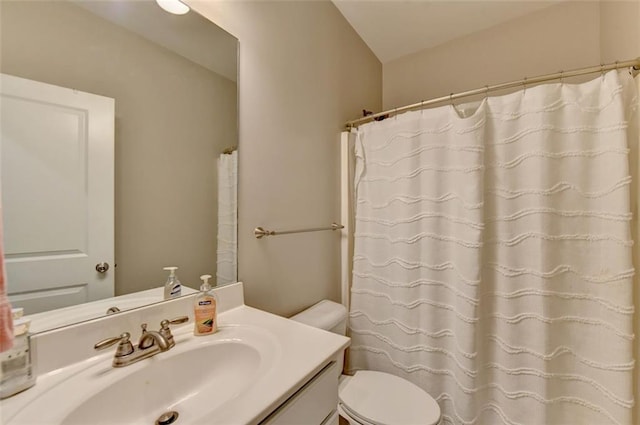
[290,300,441,425]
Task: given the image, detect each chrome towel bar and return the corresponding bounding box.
[254,222,344,239]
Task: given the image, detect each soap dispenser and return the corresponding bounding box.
[194,274,218,336]
[0,308,35,399]
[163,266,182,300]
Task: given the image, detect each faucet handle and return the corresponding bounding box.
[94,332,134,357]
[162,316,189,327]
[95,332,130,350]
[159,316,189,348]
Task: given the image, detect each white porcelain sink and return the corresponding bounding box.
[7,324,278,425]
[63,337,263,425]
[2,283,350,425]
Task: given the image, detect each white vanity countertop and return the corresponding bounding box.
[201,305,350,424]
[1,283,350,425]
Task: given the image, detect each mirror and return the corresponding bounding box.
[0,0,238,332]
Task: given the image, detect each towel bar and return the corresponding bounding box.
[254,223,344,239]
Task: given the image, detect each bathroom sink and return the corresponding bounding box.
[2,284,349,425]
[62,339,262,425]
[7,324,278,425]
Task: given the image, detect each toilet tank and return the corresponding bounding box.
[290,300,347,335]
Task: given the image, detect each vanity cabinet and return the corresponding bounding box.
[261,361,340,425]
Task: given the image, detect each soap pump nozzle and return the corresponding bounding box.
[199,274,212,292]
[164,266,177,276]
[163,266,182,299]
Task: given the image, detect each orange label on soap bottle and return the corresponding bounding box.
[194,298,217,335]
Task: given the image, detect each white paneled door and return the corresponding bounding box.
[1,73,114,314]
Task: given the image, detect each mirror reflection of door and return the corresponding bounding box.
[0,0,238,327]
[1,73,115,314]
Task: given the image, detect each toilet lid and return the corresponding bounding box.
[339,371,441,425]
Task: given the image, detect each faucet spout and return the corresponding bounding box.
[139,331,170,352]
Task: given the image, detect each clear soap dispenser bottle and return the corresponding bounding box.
[163,266,182,300]
[194,274,218,336]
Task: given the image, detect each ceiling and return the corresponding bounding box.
[332,0,564,63]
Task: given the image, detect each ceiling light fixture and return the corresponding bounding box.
[155,0,190,15]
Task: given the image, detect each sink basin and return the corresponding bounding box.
[7,324,278,425]
[63,340,261,425]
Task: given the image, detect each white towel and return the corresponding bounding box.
[216,151,238,285]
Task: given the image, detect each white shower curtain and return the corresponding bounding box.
[216,150,237,285]
[349,70,638,425]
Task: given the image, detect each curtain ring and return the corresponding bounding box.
[449,93,454,105]
[559,70,564,84]
[484,85,489,99]
[522,77,527,94]
[420,100,425,115]
[601,63,606,80]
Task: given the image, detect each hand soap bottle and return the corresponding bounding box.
[0,310,35,399]
[194,274,218,336]
[163,266,182,300]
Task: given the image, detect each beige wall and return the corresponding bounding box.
[599,0,640,63]
[0,1,237,293]
[383,1,640,110]
[383,1,602,109]
[190,1,382,317]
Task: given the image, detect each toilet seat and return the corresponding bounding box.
[339,371,441,425]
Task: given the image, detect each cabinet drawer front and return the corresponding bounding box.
[261,361,339,425]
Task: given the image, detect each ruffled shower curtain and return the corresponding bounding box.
[216,150,237,285]
[349,70,638,424]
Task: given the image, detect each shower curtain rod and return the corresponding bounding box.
[345,57,640,129]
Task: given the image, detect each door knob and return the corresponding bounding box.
[96,262,110,273]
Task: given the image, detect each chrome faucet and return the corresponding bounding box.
[94,316,188,367]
